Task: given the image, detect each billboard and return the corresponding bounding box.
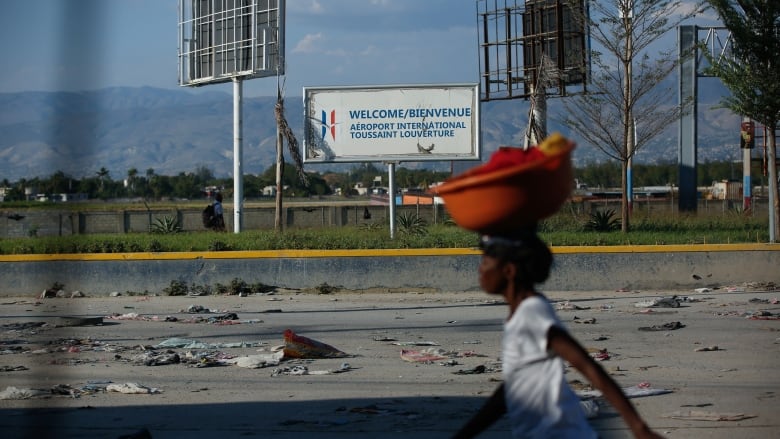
[303,84,480,163]
[178,0,285,87]
[477,0,588,101]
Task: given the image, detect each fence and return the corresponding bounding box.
[0,198,768,238]
[0,203,446,238]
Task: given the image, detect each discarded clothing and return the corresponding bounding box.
[634,296,681,308]
[134,351,180,366]
[227,351,284,369]
[0,386,50,399]
[555,301,590,311]
[271,362,352,376]
[400,348,450,363]
[106,382,162,394]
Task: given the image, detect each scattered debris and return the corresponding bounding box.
[453,365,488,375]
[52,316,103,327]
[662,410,757,421]
[372,336,397,342]
[638,321,685,331]
[634,296,681,308]
[106,382,162,394]
[283,329,349,359]
[577,382,672,399]
[155,337,267,349]
[390,341,440,346]
[0,386,50,400]
[133,351,180,366]
[556,301,590,311]
[0,365,28,372]
[271,362,352,376]
[227,351,284,369]
[587,348,611,361]
[400,348,450,363]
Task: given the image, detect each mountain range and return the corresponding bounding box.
[0,83,743,183]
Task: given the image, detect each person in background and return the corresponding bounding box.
[452,228,664,439]
[212,193,225,232]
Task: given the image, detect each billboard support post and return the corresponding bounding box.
[233,78,243,233]
[387,162,397,239]
[178,1,284,234]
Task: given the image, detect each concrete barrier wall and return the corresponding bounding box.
[0,245,777,296]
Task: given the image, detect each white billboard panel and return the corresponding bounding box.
[303,84,480,163]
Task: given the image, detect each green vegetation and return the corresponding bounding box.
[0,209,768,255]
[150,215,182,234]
[584,209,621,232]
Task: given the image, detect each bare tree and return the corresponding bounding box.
[561,0,705,232]
[703,0,780,242]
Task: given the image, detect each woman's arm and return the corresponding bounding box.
[452,383,507,439]
[547,326,665,439]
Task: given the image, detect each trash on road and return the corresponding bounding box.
[638,321,685,331]
[400,348,450,363]
[155,337,266,350]
[634,296,681,308]
[0,386,51,400]
[282,329,349,359]
[226,351,284,369]
[662,410,757,421]
[576,382,672,399]
[106,382,162,394]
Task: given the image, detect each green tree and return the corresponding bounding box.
[43,171,74,195]
[126,167,138,196]
[96,167,110,193]
[562,0,705,232]
[703,0,780,241]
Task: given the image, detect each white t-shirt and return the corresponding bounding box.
[502,294,597,439]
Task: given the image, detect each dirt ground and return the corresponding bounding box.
[0,285,778,438]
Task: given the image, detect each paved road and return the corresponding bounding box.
[1,287,778,438]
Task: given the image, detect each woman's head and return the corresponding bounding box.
[478,230,552,293]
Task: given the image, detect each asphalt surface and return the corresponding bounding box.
[1,286,778,438]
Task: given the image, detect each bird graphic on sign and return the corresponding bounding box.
[417,142,435,153]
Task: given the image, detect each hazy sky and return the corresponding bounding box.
[1,0,719,97]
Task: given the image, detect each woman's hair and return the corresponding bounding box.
[480,230,552,288]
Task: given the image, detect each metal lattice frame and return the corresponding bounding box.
[678,25,734,212]
[477,0,588,102]
[178,0,284,87]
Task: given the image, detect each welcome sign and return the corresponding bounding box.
[303,84,480,163]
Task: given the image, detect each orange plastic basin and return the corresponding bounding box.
[431,141,575,234]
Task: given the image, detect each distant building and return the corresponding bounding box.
[353,183,368,196]
[709,180,742,200]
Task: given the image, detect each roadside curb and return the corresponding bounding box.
[1,244,777,296]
